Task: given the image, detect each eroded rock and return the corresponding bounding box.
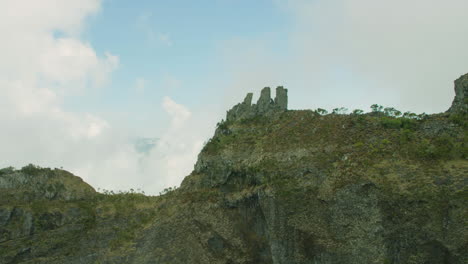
[226,86,288,122]
[448,73,468,113]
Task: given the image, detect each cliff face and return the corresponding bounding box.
[0,78,467,264]
[448,73,468,113]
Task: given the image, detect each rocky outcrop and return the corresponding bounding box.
[226,86,288,122]
[0,165,96,202]
[274,86,288,110]
[448,73,468,113]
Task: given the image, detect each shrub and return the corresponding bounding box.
[449,113,467,127]
[332,107,348,115]
[0,166,15,175]
[402,111,417,119]
[399,129,415,143]
[216,119,231,130]
[21,164,46,176]
[379,116,417,130]
[315,108,328,115]
[353,141,365,148]
[381,139,391,145]
[239,115,266,125]
[202,137,221,154]
[380,117,402,129]
[416,113,428,120]
[159,186,177,196]
[370,104,383,113]
[400,118,417,129]
[417,135,455,159]
[352,109,364,115]
[383,107,402,117]
[432,134,455,158]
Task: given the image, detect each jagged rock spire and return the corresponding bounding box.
[257,87,273,113]
[448,73,468,113]
[275,86,288,110]
[226,86,288,121]
[243,93,253,106]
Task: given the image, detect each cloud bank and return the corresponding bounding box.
[0,0,207,194]
[222,0,468,113]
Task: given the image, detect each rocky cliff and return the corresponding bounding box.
[448,73,467,113]
[0,76,467,264]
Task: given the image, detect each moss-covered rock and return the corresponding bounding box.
[0,166,96,202]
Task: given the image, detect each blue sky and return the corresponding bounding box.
[64,0,293,137]
[75,0,289,108]
[1,0,467,194]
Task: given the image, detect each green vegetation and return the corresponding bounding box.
[383,107,402,117]
[159,186,178,196]
[449,112,467,128]
[216,119,230,130]
[370,104,384,113]
[0,166,14,175]
[332,107,348,115]
[416,134,459,159]
[202,136,232,154]
[20,164,49,176]
[379,116,417,129]
[352,109,364,115]
[314,108,328,115]
[202,103,458,163]
[1,99,466,263]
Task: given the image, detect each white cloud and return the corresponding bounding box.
[0,1,208,195]
[220,0,468,113]
[137,12,173,47]
[142,96,211,190]
[0,0,128,190]
[82,96,212,193]
[39,38,119,89]
[162,96,192,128]
[0,0,100,35]
[283,0,468,112]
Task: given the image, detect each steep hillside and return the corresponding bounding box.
[0,75,467,264]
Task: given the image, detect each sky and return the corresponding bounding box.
[1,0,467,194]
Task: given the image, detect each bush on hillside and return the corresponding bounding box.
[0,166,15,175]
[20,164,46,176]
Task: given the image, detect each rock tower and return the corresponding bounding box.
[226,86,288,121]
[448,73,468,113]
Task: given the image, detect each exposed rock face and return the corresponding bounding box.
[448,73,468,113]
[257,87,273,113]
[243,92,253,105]
[226,86,288,122]
[274,86,288,110]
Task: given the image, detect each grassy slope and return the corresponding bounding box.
[1,110,467,263]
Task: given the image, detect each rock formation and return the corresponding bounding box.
[448,73,468,113]
[226,86,288,122]
[0,165,95,201]
[274,86,288,110]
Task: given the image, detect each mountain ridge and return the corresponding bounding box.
[0,73,467,264]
